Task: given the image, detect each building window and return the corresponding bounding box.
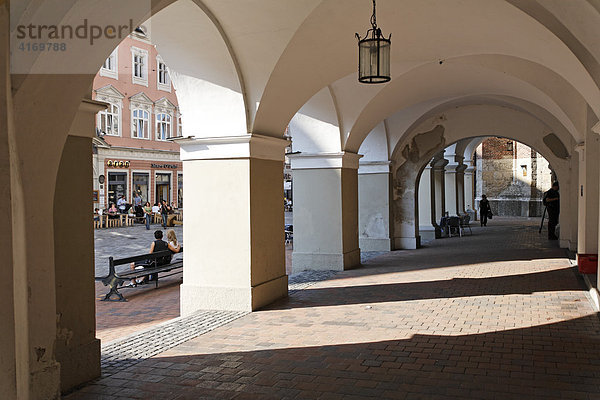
[177,174,183,208]
[133,172,149,203]
[131,47,148,86]
[156,113,172,140]
[132,109,150,139]
[158,62,169,84]
[177,114,182,136]
[100,47,118,79]
[97,103,120,136]
[133,54,144,78]
[157,58,171,92]
[521,165,527,177]
[107,172,127,208]
[156,173,171,204]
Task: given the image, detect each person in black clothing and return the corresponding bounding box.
[479,194,490,227]
[160,199,169,228]
[128,230,172,286]
[544,182,560,240]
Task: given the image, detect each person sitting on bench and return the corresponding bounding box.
[166,229,182,254]
[128,230,172,286]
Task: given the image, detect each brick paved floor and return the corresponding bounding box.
[75,217,600,399]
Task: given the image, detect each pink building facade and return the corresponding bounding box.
[92,30,183,210]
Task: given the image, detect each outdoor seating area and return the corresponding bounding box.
[94,209,182,229]
[439,214,472,237]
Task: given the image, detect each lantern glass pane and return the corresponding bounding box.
[358,38,390,83]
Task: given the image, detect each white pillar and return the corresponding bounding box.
[418,165,435,240]
[464,160,476,220]
[456,163,466,214]
[444,147,463,216]
[358,162,392,251]
[176,135,289,313]
[560,158,579,251]
[431,156,448,237]
[576,124,600,260]
[290,152,361,272]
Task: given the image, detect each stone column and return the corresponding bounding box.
[358,162,392,251]
[290,152,361,272]
[431,155,448,238]
[176,135,289,313]
[576,121,600,262]
[0,4,17,395]
[559,158,579,251]
[54,100,104,392]
[456,162,467,214]
[444,150,464,216]
[463,159,476,220]
[418,164,435,241]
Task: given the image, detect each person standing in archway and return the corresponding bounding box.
[544,182,560,240]
[479,194,491,227]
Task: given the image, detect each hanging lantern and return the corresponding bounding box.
[356,0,391,84]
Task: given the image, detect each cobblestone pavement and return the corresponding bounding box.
[74,217,600,399]
[98,268,342,379]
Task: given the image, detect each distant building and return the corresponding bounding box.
[475,138,553,217]
[92,29,183,210]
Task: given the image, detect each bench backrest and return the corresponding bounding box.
[111,250,173,266]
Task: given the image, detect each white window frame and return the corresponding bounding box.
[156,56,171,92]
[131,108,150,140]
[177,172,183,209]
[177,113,183,137]
[99,47,118,79]
[96,103,121,136]
[131,46,148,86]
[155,112,172,141]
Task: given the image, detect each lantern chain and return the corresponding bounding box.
[370,0,377,30]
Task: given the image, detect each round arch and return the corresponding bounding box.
[389,104,576,250]
[254,0,600,138]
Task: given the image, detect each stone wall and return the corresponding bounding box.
[475,138,552,217]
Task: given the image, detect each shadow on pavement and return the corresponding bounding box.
[69,314,600,400]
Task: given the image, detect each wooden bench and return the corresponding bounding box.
[96,250,183,301]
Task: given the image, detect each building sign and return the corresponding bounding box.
[151,163,178,169]
[93,190,99,202]
[107,160,130,168]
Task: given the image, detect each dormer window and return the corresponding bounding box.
[99,47,118,79]
[131,47,148,86]
[157,57,171,92]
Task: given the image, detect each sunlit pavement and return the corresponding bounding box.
[76,217,600,399]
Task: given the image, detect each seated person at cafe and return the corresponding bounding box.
[107,203,119,219]
[94,208,101,221]
[117,195,127,213]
